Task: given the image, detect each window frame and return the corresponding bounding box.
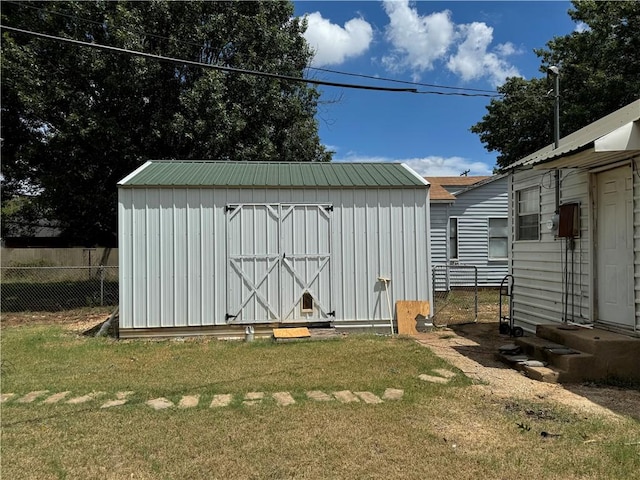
[488,216,509,260]
[448,217,459,261]
[516,186,540,241]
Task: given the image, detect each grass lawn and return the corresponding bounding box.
[2,321,639,479]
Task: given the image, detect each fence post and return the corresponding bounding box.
[100,266,105,306]
[432,267,436,300]
[474,266,479,322]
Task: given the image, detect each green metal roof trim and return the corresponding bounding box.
[118,161,429,188]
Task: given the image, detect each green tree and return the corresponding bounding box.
[1,1,331,245]
[471,0,640,169]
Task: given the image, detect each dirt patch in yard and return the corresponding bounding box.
[1,308,115,333]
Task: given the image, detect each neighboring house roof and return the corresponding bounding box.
[508,99,640,171]
[425,176,491,201]
[119,161,429,188]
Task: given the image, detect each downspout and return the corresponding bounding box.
[549,66,567,323]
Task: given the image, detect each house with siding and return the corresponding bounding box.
[427,175,509,288]
[507,99,640,337]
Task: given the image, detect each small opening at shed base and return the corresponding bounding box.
[301,292,313,313]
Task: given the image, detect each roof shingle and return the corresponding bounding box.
[424,176,490,201]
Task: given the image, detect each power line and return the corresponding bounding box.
[1,25,500,97]
[4,1,501,97]
[1,25,417,93]
[309,66,499,95]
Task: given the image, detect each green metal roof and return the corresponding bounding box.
[118,161,428,188]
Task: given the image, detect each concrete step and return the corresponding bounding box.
[496,351,562,383]
[535,324,640,381]
[515,335,596,374]
[496,350,593,383]
[536,324,640,355]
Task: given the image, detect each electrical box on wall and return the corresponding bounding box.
[558,203,580,238]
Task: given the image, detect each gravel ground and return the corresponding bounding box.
[414,322,640,420]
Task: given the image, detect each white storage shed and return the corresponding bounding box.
[118,161,432,338]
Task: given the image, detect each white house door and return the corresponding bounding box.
[596,166,635,330]
[226,203,333,324]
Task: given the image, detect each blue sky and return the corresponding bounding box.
[293,1,580,176]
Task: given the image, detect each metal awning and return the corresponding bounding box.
[509,100,640,171]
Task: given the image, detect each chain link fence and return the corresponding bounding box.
[1,266,118,312]
[432,264,479,326]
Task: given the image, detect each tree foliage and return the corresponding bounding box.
[471,0,640,169]
[1,1,331,245]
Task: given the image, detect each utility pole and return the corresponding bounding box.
[548,66,560,214]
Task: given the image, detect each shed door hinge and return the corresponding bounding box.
[328,310,336,317]
[324,205,333,212]
[225,313,238,322]
[225,205,237,213]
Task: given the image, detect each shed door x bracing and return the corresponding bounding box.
[226,204,333,324]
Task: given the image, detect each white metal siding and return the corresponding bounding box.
[430,177,508,286]
[429,204,450,265]
[510,168,591,332]
[119,186,430,331]
[634,161,640,333]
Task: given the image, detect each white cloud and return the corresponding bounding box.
[303,12,373,67]
[333,154,493,177]
[575,21,590,33]
[381,1,455,73]
[447,22,520,86]
[381,0,520,85]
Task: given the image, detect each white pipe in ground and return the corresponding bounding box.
[378,276,393,335]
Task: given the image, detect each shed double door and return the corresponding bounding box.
[226,203,333,324]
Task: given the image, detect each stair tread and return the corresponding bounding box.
[516,336,593,357]
[522,364,562,383]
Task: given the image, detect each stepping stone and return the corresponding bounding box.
[419,374,449,384]
[1,393,15,403]
[355,391,383,404]
[17,391,49,403]
[101,391,134,409]
[146,397,174,410]
[498,344,521,354]
[432,368,456,379]
[523,360,546,367]
[272,392,295,406]
[382,388,404,401]
[243,392,264,406]
[178,395,200,408]
[306,390,332,401]
[67,392,105,404]
[333,390,360,403]
[43,391,71,404]
[210,394,232,408]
